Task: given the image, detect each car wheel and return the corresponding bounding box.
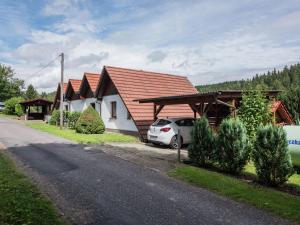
[170,135,182,149]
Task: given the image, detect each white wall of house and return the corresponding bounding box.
[101,94,138,132]
[69,99,84,112]
[82,98,101,114]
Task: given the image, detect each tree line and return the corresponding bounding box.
[196,63,300,123]
[0,64,54,101]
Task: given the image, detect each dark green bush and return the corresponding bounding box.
[253,125,293,186]
[4,97,24,115]
[68,112,81,129]
[217,118,250,174]
[75,106,104,134]
[188,117,216,166]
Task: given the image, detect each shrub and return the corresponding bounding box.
[253,125,294,186]
[75,106,105,134]
[49,110,60,125]
[4,97,24,115]
[68,112,81,129]
[49,110,69,126]
[217,118,250,174]
[188,117,216,166]
[14,104,24,117]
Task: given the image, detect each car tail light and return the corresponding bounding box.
[160,127,171,132]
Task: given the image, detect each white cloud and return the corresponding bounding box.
[1,0,300,93]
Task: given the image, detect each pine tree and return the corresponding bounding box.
[253,125,294,186]
[25,84,38,100]
[188,117,216,166]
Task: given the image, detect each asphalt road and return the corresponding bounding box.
[0,118,293,225]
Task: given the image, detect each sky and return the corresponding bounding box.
[0,0,300,92]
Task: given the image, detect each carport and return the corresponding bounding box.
[20,98,53,120]
[137,91,280,127]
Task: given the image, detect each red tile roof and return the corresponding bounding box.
[271,101,294,125]
[102,66,198,138]
[84,72,101,92]
[69,79,81,92]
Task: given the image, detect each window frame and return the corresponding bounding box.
[111,101,117,119]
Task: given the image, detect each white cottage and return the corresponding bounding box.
[65,79,83,112]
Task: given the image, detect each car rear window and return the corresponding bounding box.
[152,119,171,126]
[175,119,195,126]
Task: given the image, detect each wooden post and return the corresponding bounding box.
[177,129,181,162]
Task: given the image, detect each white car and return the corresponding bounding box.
[147,118,195,149]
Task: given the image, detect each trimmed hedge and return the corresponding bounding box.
[253,125,294,186]
[75,106,105,134]
[67,112,81,129]
[188,117,216,166]
[216,118,250,174]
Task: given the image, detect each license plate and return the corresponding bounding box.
[150,135,158,139]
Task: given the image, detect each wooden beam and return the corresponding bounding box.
[216,99,235,108]
[153,104,165,121]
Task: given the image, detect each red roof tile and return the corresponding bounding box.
[103,66,198,138]
[84,72,101,92]
[69,79,81,92]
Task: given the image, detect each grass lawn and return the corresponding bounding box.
[0,152,65,225]
[26,122,138,144]
[169,165,300,224]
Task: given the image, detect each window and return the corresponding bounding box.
[175,119,195,126]
[153,119,171,126]
[90,103,95,109]
[127,110,131,120]
[111,101,117,118]
[64,105,69,111]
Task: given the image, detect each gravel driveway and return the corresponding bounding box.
[0,118,293,225]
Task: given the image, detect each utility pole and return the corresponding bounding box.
[59,53,64,130]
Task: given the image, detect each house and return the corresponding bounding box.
[79,72,101,113]
[95,66,198,139]
[64,79,82,112]
[52,82,68,110]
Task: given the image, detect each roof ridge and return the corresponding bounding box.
[104,65,187,78]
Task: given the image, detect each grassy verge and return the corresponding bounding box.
[26,122,138,144]
[169,165,300,223]
[0,152,65,225]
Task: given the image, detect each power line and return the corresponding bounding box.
[29,55,60,77]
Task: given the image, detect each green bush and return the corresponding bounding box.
[49,110,60,125]
[217,118,250,174]
[67,112,81,129]
[188,117,216,166]
[4,97,24,115]
[253,125,294,186]
[49,110,69,126]
[75,106,104,134]
[14,104,24,117]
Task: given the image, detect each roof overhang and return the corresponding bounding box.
[136,90,281,105]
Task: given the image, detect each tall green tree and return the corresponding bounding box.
[237,90,273,141]
[0,64,24,101]
[25,84,38,100]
